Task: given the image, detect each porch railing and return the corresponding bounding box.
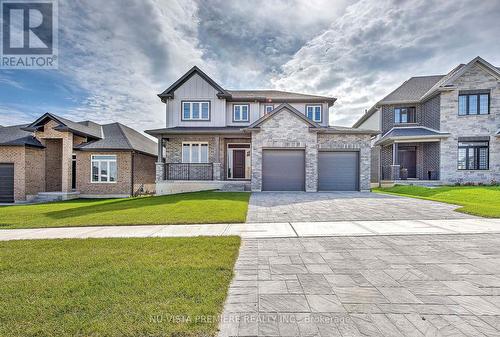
[165,163,214,181]
[381,165,439,181]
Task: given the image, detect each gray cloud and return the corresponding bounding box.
[271,0,500,126]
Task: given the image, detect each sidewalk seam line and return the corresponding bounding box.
[288,222,299,237]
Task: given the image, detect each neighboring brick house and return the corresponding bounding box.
[353,56,500,185]
[146,66,377,194]
[0,113,157,203]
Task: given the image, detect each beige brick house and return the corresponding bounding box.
[0,113,157,203]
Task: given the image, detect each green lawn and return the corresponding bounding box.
[0,191,250,229]
[374,185,500,217]
[0,237,240,337]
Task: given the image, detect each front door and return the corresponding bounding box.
[398,147,417,178]
[232,150,246,179]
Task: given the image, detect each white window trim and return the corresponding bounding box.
[264,105,274,114]
[182,101,210,121]
[233,104,250,122]
[306,105,322,122]
[182,142,209,163]
[91,154,117,183]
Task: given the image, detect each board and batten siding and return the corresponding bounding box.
[225,102,260,126]
[166,73,227,127]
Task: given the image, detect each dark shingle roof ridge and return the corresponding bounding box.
[227,89,334,98]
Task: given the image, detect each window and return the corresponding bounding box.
[233,104,249,122]
[264,105,274,114]
[182,101,210,120]
[91,155,117,183]
[182,142,209,163]
[394,107,416,123]
[458,141,489,170]
[458,93,489,115]
[306,105,322,122]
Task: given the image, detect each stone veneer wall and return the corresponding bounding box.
[76,151,132,196]
[440,63,500,184]
[251,109,318,192]
[370,146,380,183]
[317,133,372,191]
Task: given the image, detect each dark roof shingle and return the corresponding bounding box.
[0,124,44,147]
[379,75,444,104]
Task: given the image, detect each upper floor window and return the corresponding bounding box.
[394,107,416,123]
[182,101,210,121]
[264,105,274,114]
[182,142,209,163]
[306,105,322,122]
[91,155,117,183]
[233,104,249,122]
[458,141,489,170]
[458,93,489,115]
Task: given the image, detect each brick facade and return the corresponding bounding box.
[132,152,157,194]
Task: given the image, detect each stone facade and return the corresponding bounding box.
[440,63,500,184]
[250,108,318,192]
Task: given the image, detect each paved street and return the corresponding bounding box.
[218,234,500,337]
[246,192,476,223]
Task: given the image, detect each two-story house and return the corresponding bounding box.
[353,56,500,186]
[146,66,377,194]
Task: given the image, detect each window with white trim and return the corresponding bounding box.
[233,104,249,122]
[182,142,209,163]
[264,105,274,114]
[182,101,210,120]
[91,155,117,183]
[306,105,322,122]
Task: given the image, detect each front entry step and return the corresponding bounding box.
[31,192,80,203]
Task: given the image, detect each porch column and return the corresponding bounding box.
[155,137,165,182]
[390,143,400,180]
[213,136,222,180]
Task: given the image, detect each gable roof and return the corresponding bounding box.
[22,112,103,139]
[75,123,157,156]
[228,90,336,105]
[379,75,445,104]
[246,103,320,130]
[0,124,44,148]
[158,66,336,106]
[353,56,500,128]
[158,66,231,101]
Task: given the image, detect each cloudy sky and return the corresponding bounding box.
[1,0,500,130]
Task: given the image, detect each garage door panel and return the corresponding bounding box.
[0,163,14,203]
[318,151,359,191]
[262,150,305,191]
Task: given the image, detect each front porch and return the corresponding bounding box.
[381,141,441,182]
[152,130,252,194]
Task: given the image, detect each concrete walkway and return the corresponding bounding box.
[1,218,499,241]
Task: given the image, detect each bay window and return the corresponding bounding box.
[91,155,117,183]
[182,142,209,163]
[458,141,489,170]
[182,101,210,120]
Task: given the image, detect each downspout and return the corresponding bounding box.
[130,151,135,197]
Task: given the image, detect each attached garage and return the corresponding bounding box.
[0,163,14,203]
[318,151,359,191]
[262,149,305,191]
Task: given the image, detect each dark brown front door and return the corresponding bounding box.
[232,150,246,179]
[398,147,417,178]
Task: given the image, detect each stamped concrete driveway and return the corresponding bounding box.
[246,192,476,223]
[218,234,500,337]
